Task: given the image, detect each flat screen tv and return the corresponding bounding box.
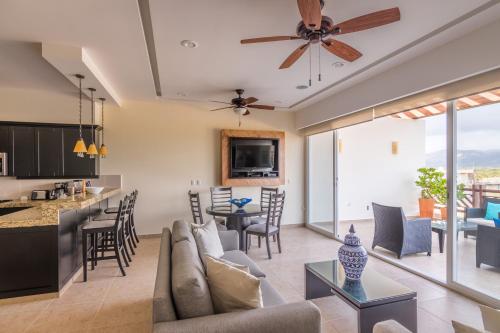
[234,144,275,170]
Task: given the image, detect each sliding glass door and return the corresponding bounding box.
[306,131,335,236]
[305,87,500,307]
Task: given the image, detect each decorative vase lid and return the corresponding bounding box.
[343,224,361,246]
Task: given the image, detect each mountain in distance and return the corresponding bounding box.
[426,149,500,168]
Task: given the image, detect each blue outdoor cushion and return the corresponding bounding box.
[494,218,500,228]
[484,202,500,220]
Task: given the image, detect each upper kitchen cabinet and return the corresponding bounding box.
[36,127,63,178]
[11,126,36,178]
[62,127,97,178]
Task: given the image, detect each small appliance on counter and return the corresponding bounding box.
[31,190,57,201]
[0,153,8,176]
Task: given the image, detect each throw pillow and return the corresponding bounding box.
[493,218,500,228]
[192,219,224,266]
[452,321,485,333]
[484,202,500,220]
[205,255,250,273]
[480,304,500,332]
[205,255,263,313]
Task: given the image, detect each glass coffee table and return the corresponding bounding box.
[431,219,478,253]
[305,260,417,333]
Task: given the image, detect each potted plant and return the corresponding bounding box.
[435,183,465,220]
[415,168,446,218]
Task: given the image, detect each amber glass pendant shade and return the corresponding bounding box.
[73,138,87,158]
[99,144,108,158]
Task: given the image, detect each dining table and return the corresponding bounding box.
[206,204,265,251]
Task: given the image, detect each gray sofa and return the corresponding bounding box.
[152,220,322,333]
[465,197,500,227]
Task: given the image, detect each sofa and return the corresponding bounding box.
[465,197,500,227]
[152,220,322,333]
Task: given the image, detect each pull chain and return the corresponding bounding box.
[309,45,312,87]
[318,42,322,82]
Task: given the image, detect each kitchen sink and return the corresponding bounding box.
[0,207,31,217]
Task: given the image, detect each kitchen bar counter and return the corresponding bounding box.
[0,188,121,228]
[0,188,121,299]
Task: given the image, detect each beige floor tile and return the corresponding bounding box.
[0,311,42,333]
[91,297,151,328]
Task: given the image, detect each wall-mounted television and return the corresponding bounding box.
[230,138,279,176]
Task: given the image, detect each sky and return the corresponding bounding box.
[424,103,500,153]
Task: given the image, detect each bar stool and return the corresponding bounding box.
[82,196,129,281]
[94,196,135,261]
[105,190,140,244]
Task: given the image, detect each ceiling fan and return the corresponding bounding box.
[241,0,400,73]
[210,89,275,126]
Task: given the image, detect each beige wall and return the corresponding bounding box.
[0,88,305,235]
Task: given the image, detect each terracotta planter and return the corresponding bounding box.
[440,206,448,220]
[419,198,435,218]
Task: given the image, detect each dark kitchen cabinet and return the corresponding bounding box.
[0,126,9,153]
[36,127,63,177]
[63,127,97,177]
[11,126,36,178]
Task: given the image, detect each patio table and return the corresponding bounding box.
[431,219,478,253]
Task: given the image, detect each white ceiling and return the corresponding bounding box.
[0,0,499,110]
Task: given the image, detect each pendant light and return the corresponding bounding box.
[73,74,87,157]
[98,97,108,158]
[86,88,98,158]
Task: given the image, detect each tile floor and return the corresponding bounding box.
[0,227,488,333]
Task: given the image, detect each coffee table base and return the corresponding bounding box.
[305,269,418,333]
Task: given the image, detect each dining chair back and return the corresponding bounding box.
[210,187,232,210]
[188,190,204,225]
[266,191,286,232]
[261,187,279,210]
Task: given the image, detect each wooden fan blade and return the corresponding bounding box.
[322,39,362,62]
[243,97,258,105]
[279,43,310,69]
[210,106,233,112]
[248,104,275,110]
[241,36,301,44]
[297,0,322,30]
[209,100,232,105]
[333,7,400,35]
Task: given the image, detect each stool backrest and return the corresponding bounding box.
[188,190,204,225]
[114,195,130,231]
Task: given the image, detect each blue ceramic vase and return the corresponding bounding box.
[338,224,368,280]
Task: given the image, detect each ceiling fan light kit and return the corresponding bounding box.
[241,0,400,85]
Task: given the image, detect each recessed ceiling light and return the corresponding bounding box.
[176,92,187,97]
[180,40,198,48]
[332,61,344,68]
[296,85,309,90]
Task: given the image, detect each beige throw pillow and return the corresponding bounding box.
[452,321,486,333]
[192,220,224,266]
[480,305,500,333]
[205,256,263,313]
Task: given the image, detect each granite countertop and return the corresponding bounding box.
[0,188,121,229]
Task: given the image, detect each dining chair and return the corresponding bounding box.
[251,187,279,225]
[189,190,227,230]
[82,196,129,281]
[245,191,285,259]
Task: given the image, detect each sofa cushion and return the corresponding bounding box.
[192,220,224,266]
[222,250,266,278]
[485,202,500,220]
[171,239,214,319]
[205,256,263,313]
[260,279,285,307]
[172,220,193,243]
